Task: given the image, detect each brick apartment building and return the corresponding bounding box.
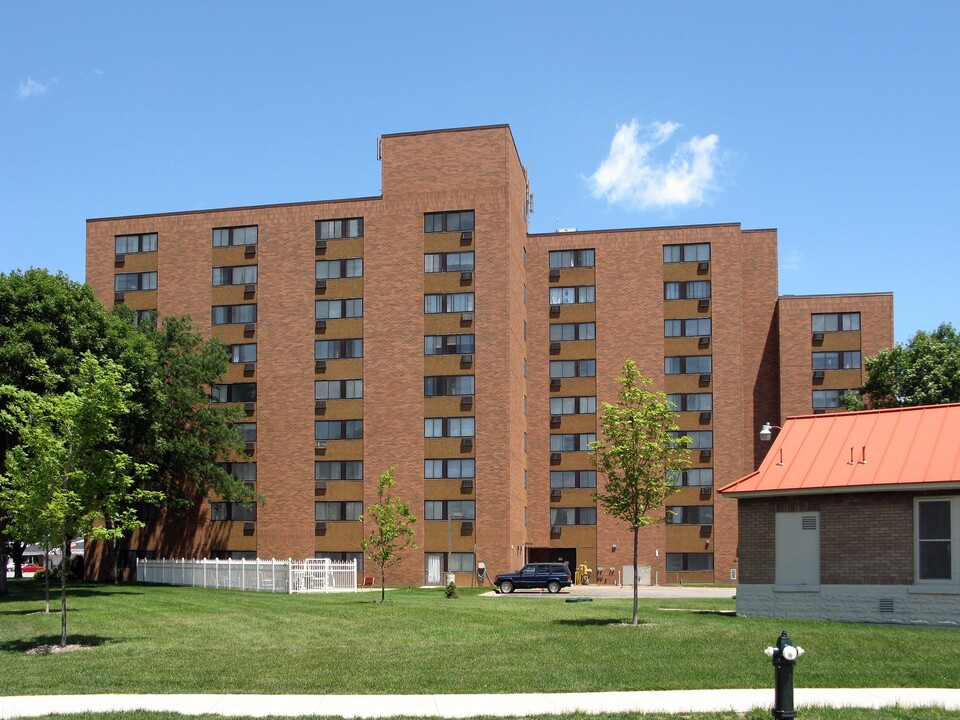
[85,124,894,586]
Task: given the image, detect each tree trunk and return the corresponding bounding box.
[631,526,640,625]
[60,529,68,647]
[43,543,51,614]
[380,564,386,603]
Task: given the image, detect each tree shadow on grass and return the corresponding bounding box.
[553,618,649,627]
[0,634,113,653]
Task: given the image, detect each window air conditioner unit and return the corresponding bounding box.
[244,245,256,257]
[461,520,474,533]
[244,441,256,453]
[550,488,562,499]
[699,374,711,385]
[315,521,327,533]
[699,449,712,461]
[700,524,713,536]
[460,437,474,449]
[460,353,474,365]
[315,319,327,332]
[813,370,825,379]
[244,363,255,375]
[243,522,256,533]
[315,440,327,451]
[315,481,327,494]
[460,312,474,323]
[549,304,561,316]
[550,452,562,463]
[315,239,327,252]
[550,415,562,426]
[244,402,255,414]
[460,231,473,243]
[549,268,561,280]
[549,341,561,353]
[550,378,561,390]
[114,292,125,303]
[315,279,327,291]
[699,411,711,423]
[700,487,712,499]
[244,283,256,294]
[243,323,255,334]
[460,271,473,283]
[698,298,710,310]
[812,332,824,342]
[315,360,327,372]
[550,525,562,536]
[460,478,474,491]
[114,254,125,266]
[697,261,709,272]
[315,399,327,412]
[460,395,474,407]
[814,408,826,414]
[698,336,710,348]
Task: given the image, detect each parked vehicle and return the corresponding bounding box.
[494,562,572,594]
[21,563,43,573]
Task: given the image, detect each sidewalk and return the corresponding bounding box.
[2,689,960,718]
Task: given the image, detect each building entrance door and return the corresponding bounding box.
[425,553,443,585]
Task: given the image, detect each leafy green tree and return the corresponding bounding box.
[0,354,160,646]
[848,323,960,409]
[590,359,690,626]
[360,468,418,603]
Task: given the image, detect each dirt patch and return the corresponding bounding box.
[25,644,92,655]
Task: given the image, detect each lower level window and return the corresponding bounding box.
[209,550,256,560]
[449,552,475,572]
[666,506,714,524]
[550,507,597,525]
[210,502,256,522]
[424,500,476,520]
[917,497,957,582]
[666,552,714,571]
[315,501,362,521]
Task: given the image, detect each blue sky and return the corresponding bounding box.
[2,2,957,343]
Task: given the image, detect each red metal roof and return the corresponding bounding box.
[719,404,960,497]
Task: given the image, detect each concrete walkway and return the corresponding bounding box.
[2,689,959,718]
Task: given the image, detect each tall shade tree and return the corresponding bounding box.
[847,323,960,409]
[590,359,690,626]
[0,354,159,646]
[360,468,418,603]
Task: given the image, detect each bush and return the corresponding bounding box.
[33,555,84,583]
[444,581,459,599]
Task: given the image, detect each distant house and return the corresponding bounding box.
[720,404,960,625]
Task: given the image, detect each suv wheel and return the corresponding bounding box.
[499,580,514,594]
[547,580,561,594]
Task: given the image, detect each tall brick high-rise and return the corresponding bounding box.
[85,125,894,585]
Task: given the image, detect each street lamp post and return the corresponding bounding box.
[447,511,463,579]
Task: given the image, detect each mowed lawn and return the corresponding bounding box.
[1,580,958,696]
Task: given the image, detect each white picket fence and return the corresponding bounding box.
[136,557,358,594]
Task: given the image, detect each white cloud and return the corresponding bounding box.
[18,77,57,99]
[781,249,803,272]
[589,119,721,210]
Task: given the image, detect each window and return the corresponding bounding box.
[236,423,256,442]
[449,553,475,572]
[209,550,256,560]
[424,210,475,233]
[666,552,714,571]
[424,252,475,273]
[550,323,596,342]
[315,339,363,360]
[210,502,256,522]
[316,551,364,572]
[670,430,713,449]
[550,396,597,415]
[424,292,474,314]
[220,462,257,484]
[315,379,363,400]
[663,243,710,263]
[315,420,363,440]
[212,304,257,325]
[666,393,713,411]
[916,498,957,582]
[664,318,712,337]
[114,272,157,292]
[315,501,363,521]
[550,507,597,525]
[550,434,596,452]
[812,312,861,332]
[424,375,475,396]
[211,383,257,403]
[424,417,475,438]
[229,343,257,363]
[664,281,711,300]
[316,218,363,240]
[424,500,476,520]
[115,232,157,254]
[812,389,852,409]
[315,461,363,481]
[213,226,258,247]
[550,360,596,378]
[316,258,363,279]
[212,265,257,286]
[134,309,156,328]
[664,356,712,375]
[424,458,476,479]
[549,249,595,268]
[315,298,363,319]
[812,351,861,370]
[549,286,595,304]
[550,471,597,488]
[666,468,714,487]
[666,506,714,524]
[424,334,475,355]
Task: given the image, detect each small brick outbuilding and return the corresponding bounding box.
[720,404,960,624]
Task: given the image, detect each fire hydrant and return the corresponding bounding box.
[764,630,805,719]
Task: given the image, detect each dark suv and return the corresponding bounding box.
[494,563,572,594]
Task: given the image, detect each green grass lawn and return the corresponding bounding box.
[19,712,960,720]
[1,580,957,696]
